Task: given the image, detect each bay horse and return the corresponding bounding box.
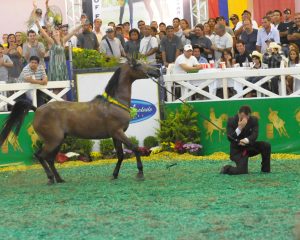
[0,59,160,185]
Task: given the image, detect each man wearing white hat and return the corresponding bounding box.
[173,44,202,74]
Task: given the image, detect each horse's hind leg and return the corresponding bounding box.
[112,138,124,179]
[38,141,64,185]
[46,145,65,183]
[113,131,144,179]
[35,149,55,184]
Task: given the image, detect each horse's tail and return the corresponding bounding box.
[0,99,36,146]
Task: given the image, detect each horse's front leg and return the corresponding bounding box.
[113,131,144,180]
[112,138,124,179]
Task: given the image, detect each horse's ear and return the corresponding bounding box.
[127,55,137,68]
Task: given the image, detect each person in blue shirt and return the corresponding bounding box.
[192,45,208,64]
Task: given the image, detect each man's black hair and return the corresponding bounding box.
[29,56,40,63]
[239,105,251,115]
[27,30,36,36]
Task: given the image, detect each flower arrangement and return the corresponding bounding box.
[90,151,102,161]
[183,143,203,156]
[72,48,119,69]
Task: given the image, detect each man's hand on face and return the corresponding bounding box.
[238,117,248,130]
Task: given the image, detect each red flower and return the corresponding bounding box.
[56,152,68,163]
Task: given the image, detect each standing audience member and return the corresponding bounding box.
[212,24,233,61]
[220,105,271,175]
[234,40,252,67]
[234,10,258,38]
[124,29,140,58]
[18,56,48,106]
[256,16,280,54]
[173,18,183,38]
[180,19,191,46]
[5,34,23,84]
[160,26,182,67]
[0,44,13,111]
[93,18,103,45]
[287,12,300,49]
[36,19,82,82]
[240,19,258,53]
[139,25,158,64]
[230,14,239,31]
[23,30,46,66]
[272,10,282,29]
[159,22,167,33]
[123,22,131,41]
[15,32,24,48]
[1,34,8,48]
[77,19,99,50]
[278,8,294,56]
[208,18,216,34]
[184,24,212,59]
[100,26,126,58]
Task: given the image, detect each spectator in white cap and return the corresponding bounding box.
[173,44,202,74]
[100,26,125,58]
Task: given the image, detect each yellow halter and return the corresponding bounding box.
[102,92,131,113]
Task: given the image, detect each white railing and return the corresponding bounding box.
[0,81,72,111]
[163,66,300,102]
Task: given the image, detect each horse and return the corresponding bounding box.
[0,59,160,185]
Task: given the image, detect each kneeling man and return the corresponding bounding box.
[221,105,271,175]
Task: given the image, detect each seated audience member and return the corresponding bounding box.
[289,43,300,55]
[220,50,234,68]
[240,19,258,53]
[192,45,208,63]
[160,25,182,67]
[246,51,266,97]
[286,48,300,94]
[173,44,202,74]
[263,42,284,94]
[124,28,140,58]
[234,40,252,66]
[18,56,48,106]
[100,26,126,58]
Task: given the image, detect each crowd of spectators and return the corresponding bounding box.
[1,2,300,104]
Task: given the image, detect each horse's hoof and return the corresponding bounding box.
[47,179,55,185]
[136,172,144,180]
[111,175,118,180]
[56,179,66,183]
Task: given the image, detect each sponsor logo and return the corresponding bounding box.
[130,99,157,123]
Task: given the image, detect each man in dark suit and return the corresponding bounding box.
[221,105,271,175]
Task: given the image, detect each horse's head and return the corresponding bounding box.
[126,58,161,80]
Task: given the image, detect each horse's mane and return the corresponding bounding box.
[104,67,121,97]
